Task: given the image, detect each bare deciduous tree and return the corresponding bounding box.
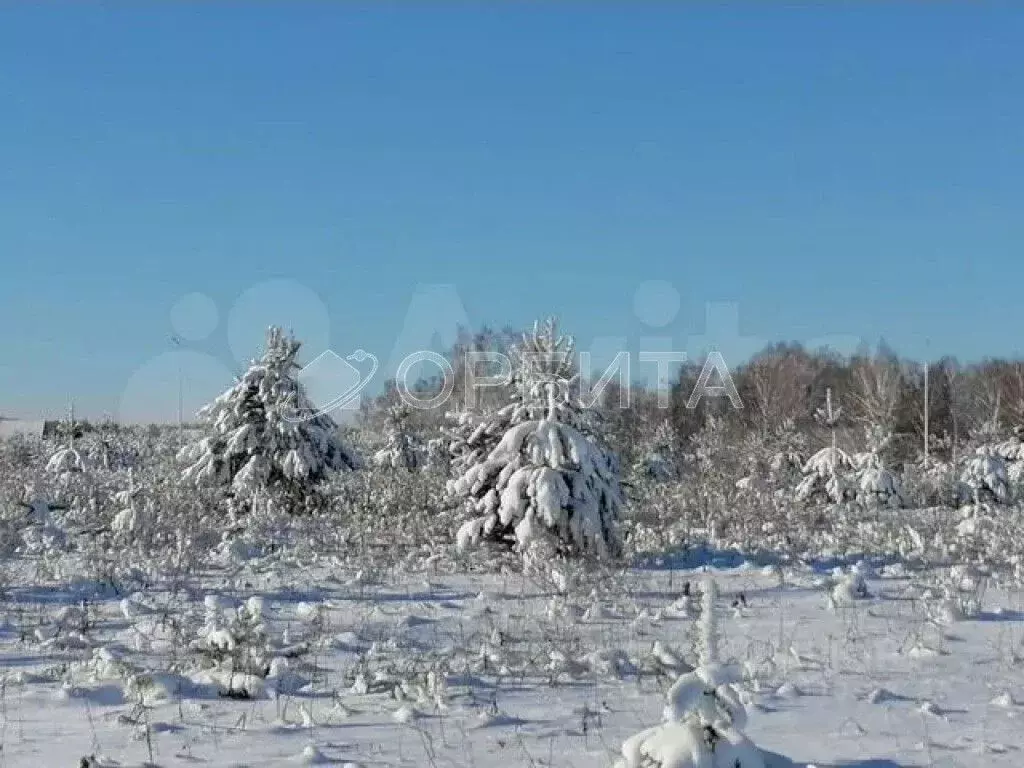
[849,349,903,437]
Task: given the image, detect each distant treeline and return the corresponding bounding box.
[363,328,1024,468]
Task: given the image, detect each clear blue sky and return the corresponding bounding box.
[2,6,1023,421]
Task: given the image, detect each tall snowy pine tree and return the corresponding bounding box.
[450,318,623,560]
[179,327,359,514]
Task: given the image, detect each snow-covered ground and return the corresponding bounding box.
[3,552,1023,767]
[6,325,1024,767]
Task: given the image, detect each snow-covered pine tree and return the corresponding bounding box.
[952,394,1013,505]
[795,388,852,505]
[617,577,769,768]
[689,415,743,543]
[46,402,87,476]
[424,435,451,475]
[442,409,480,479]
[178,327,359,514]
[960,448,1012,505]
[444,405,515,483]
[795,445,853,505]
[372,404,421,471]
[766,418,806,490]
[992,426,1024,481]
[450,318,623,561]
[971,423,1024,499]
[634,418,680,481]
[852,426,904,508]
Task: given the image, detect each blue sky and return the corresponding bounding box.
[1,6,1023,421]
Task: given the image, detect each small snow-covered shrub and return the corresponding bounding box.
[925,563,987,623]
[854,457,904,509]
[47,444,87,476]
[617,580,768,768]
[621,477,689,558]
[828,566,870,608]
[900,460,958,508]
[192,595,274,698]
[327,462,454,570]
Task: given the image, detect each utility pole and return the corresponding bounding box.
[923,361,929,467]
[824,387,839,457]
[923,338,930,468]
[171,335,184,429]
